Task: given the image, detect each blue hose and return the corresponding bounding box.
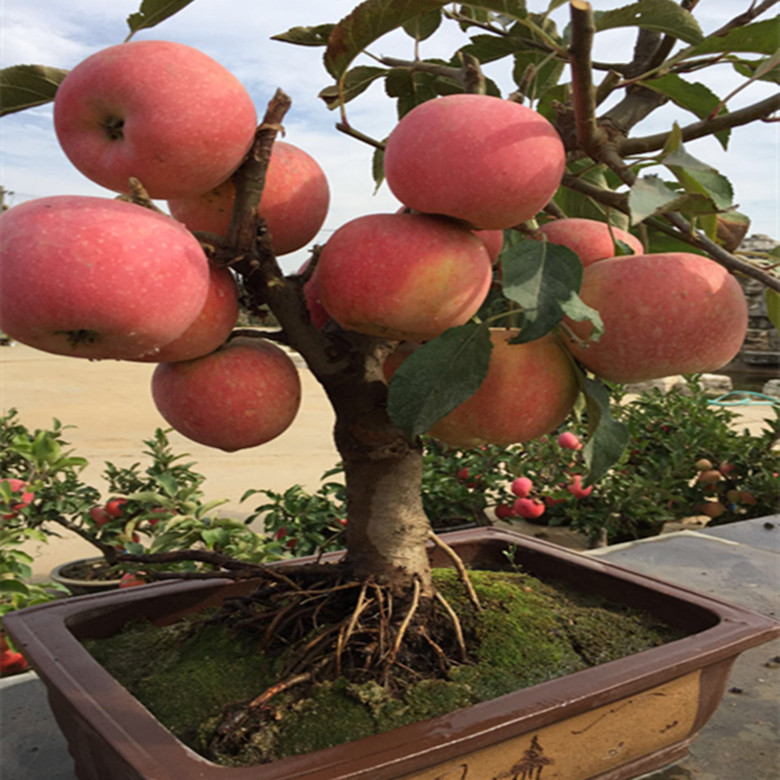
[708,390,779,406]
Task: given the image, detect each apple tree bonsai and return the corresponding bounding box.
[1,0,778,733]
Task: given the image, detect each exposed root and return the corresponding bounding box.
[118,548,480,761]
[435,590,469,662]
[428,531,482,612]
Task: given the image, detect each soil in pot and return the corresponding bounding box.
[83,566,687,769]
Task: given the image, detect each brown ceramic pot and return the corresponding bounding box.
[50,556,123,595]
[5,528,779,780]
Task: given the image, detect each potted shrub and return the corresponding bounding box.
[0,413,280,593]
[2,1,780,778]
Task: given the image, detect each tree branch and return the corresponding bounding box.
[568,0,605,157]
[620,93,780,155]
[591,145,780,292]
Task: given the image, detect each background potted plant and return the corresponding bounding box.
[2,0,780,777]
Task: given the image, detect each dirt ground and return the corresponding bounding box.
[1,342,776,581]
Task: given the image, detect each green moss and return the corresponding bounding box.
[84,569,685,767]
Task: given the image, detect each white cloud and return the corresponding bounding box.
[0,0,776,241]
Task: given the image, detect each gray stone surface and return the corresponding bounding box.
[589,518,780,780]
[0,670,75,780]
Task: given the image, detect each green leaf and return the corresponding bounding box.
[581,377,629,483]
[512,48,565,101]
[732,56,780,84]
[688,18,779,56]
[640,73,730,149]
[595,0,703,45]
[663,147,733,210]
[387,323,493,439]
[0,579,31,596]
[554,159,630,230]
[501,239,598,342]
[126,0,197,38]
[766,289,780,334]
[628,175,717,224]
[402,9,442,40]
[271,24,336,47]
[325,0,530,79]
[0,64,69,117]
[372,145,386,192]
[319,66,388,109]
[385,67,441,117]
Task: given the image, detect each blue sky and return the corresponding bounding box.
[1,0,777,272]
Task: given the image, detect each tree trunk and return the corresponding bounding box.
[324,341,434,597]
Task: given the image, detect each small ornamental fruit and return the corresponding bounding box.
[384,94,565,229]
[53,40,257,199]
[0,638,29,676]
[557,432,583,451]
[563,253,748,383]
[697,470,723,485]
[118,572,147,588]
[0,479,34,518]
[151,337,302,452]
[456,468,471,483]
[567,475,593,500]
[317,213,492,342]
[719,461,735,476]
[511,477,534,498]
[537,218,643,266]
[168,141,330,256]
[88,507,112,527]
[695,459,713,471]
[697,501,726,519]
[105,499,127,518]
[740,491,758,506]
[725,489,741,504]
[0,196,210,360]
[494,504,514,520]
[335,517,348,527]
[513,498,546,520]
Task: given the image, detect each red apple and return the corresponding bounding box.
[151,337,302,452]
[537,218,643,266]
[384,94,565,229]
[168,141,330,256]
[53,40,257,199]
[475,229,505,264]
[386,330,579,447]
[317,213,492,342]
[298,261,330,329]
[133,264,239,363]
[0,196,210,359]
[563,252,748,383]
